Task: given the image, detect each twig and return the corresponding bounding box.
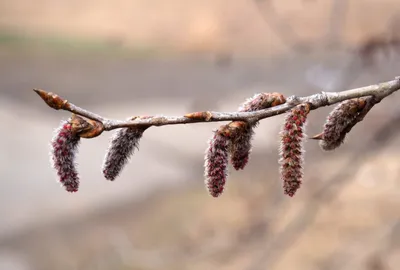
[33,77,400,132]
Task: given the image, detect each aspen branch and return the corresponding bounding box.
[36,76,400,195]
[34,76,400,132]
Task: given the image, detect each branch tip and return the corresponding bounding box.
[33,89,69,110]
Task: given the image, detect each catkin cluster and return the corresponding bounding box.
[204,93,286,197]
[46,89,380,198]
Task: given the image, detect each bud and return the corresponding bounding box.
[50,118,81,192]
[102,126,147,181]
[279,103,310,197]
[33,89,69,110]
[184,111,212,121]
[69,114,104,139]
[204,129,230,197]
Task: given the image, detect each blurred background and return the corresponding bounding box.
[1,0,400,269]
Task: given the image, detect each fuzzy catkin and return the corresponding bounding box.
[102,127,145,181]
[229,93,286,170]
[50,119,81,192]
[279,104,310,197]
[228,123,255,170]
[204,130,230,197]
[319,99,363,151]
[238,92,286,112]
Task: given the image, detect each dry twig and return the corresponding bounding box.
[33,76,400,196]
[33,77,400,131]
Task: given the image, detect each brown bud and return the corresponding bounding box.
[69,114,104,138]
[33,89,70,110]
[219,121,248,137]
[184,111,213,121]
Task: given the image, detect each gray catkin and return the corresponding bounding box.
[204,130,230,197]
[320,99,362,151]
[102,127,145,181]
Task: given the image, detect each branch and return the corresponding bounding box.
[35,76,400,196]
[34,76,400,131]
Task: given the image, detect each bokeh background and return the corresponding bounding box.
[1,0,400,269]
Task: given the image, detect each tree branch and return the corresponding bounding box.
[33,76,400,132]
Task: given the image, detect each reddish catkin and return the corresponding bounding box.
[228,92,286,170]
[204,129,230,197]
[228,122,254,170]
[279,103,310,197]
[50,119,81,192]
[102,127,146,181]
[238,92,286,112]
[319,98,365,151]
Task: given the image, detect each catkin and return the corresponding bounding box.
[279,104,310,197]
